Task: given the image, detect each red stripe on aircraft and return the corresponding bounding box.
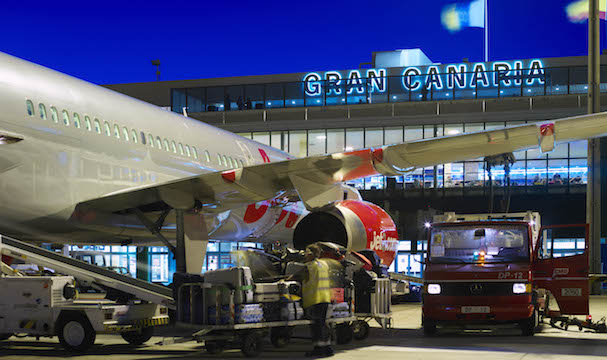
[221,170,236,183]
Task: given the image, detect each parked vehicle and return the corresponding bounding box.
[423,211,589,336]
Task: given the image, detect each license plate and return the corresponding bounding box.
[461,306,490,314]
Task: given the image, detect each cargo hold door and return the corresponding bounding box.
[533,224,589,315]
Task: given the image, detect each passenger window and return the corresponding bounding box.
[192,146,198,159]
[84,116,92,131]
[148,134,154,147]
[223,155,228,167]
[163,139,170,151]
[171,141,177,153]
[114,124,121,139]
[26,100,35,116]
[39,104,47,120]
[104,121,111,136]
[51,107,59,123]
[178,143,184,155]
[73,113,81,128]
[137,131,143,144]
[217,154,222,165]
[94,119,101,133]
[62,110,70,126]
[185,145,191,157]
[122,127,129,141]
[156,136,162,148]
[205,150,211,162]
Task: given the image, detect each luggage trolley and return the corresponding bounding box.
[171,282,356,358]
[352,277,393,340]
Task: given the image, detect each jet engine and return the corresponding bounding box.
[292,200,398,265]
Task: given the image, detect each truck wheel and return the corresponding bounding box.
[521,307,538,336]
[57,313,96,352]
[352,320,370,340]
[0,334,12,341]
[241,331,264,358]
[270,327,291,348]
[335,323,353,344]
[423,320,437,336]
[121,327,154,345]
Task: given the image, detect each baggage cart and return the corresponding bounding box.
[352,277,393,340]
[165,282,356,357]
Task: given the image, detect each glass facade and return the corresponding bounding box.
[70,242,263,285]
[171,65,607,113]
[238,122,588,191]
[70,245,137,277]
[65,237,595,282]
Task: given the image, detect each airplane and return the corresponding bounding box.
[1,50,607,274]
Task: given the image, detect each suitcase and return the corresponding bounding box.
[263,301,304,322]
[331,288,344,303]
[208,304,264,324]
[354,269,377,313]
[204,266,254,304]
[253,282,282,302]
[253,280,301,303]
[281,301,304,321]
[328,302,350,318]
[263,302,282,322]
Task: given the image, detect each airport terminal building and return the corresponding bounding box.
[103,49,607,281]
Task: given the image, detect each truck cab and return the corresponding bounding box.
[422,212,588,336]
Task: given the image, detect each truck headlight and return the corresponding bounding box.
[427,284,441,295]
[512,283,529,294]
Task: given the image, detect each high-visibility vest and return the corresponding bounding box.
[302,259,332,309]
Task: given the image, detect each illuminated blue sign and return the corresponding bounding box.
[304,69,387,96]
[303,59,545,96]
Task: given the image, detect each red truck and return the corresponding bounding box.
[422,212,589,336]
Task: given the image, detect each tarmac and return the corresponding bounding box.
[3,296,607,359]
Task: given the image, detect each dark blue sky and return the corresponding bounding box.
[0,0,595,84]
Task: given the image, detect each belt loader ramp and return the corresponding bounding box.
[0,235,173,308]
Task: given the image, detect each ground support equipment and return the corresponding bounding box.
[352,275,393,340]
[547,314,607,333]
[164,281,357,357]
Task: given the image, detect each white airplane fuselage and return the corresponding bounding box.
[0,52,305,245]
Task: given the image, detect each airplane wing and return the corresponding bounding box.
[76,112,607,214]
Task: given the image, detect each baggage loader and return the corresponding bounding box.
[0,275,169,352]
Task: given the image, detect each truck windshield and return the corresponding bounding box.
[429,224,529,264]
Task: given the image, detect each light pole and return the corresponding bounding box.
[151,60,160,81]
[587,0,602,294]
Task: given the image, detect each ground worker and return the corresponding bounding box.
[302,244,334,357]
